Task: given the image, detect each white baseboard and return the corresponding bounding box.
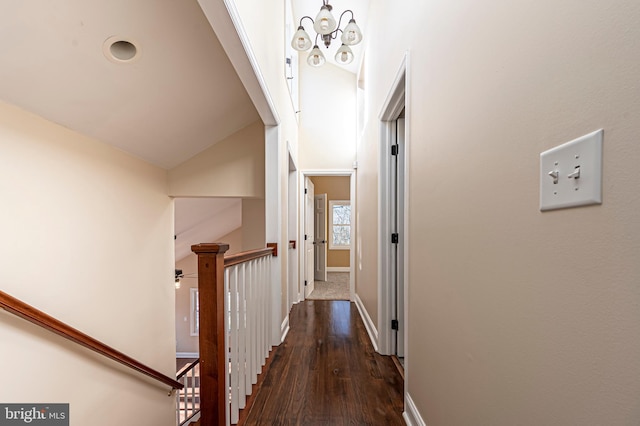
[327,267,350,272]
[403,392,427,426]
[176,352,199,358]
[354,294,378,352]
[280,315,290,343]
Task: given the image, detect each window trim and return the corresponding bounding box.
[189,288,199,336]
[329,200,351,250]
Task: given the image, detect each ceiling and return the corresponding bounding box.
[291,0,370,73]
[0,1,367,258]
[0,0,259,169]
[174,198,242,261]
[0,1,260,259]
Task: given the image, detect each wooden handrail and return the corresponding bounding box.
[224,246,275,268]
[267,242,278,257]
[0,290,183,392]
[176,358,200,380]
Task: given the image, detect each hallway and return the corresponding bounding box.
[307,272,351,300]
[240,300,404,425]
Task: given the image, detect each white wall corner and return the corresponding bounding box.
[265,125,283,347]
[280,315,290,343]
[355,293,378,352]
[403,392,427,426]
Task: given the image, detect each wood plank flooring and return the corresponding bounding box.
[239,300,404,425]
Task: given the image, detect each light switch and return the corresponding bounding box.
[540,129,603,211]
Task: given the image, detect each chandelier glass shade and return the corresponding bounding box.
[291,0,363,67]
[335,43,354,65]
[307,45,326,67]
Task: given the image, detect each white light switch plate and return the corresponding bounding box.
[540,129,603,211]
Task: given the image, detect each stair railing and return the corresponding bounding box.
[176,359,200,425]
[191,243,277,426]
[0,290,183,393]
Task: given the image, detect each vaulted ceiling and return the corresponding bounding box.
[0,0,369,256]
[0,1,262,256]
[0,0,259,169]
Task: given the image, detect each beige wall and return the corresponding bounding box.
[299,63,357,170]
[0,101,175,425]
[175,227,243,354]
[310,176,350,268]
[175,254,198,354]
[359,1,640,425]
[242,198,266,250]
[168,120,265,198]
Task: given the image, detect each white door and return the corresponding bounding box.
[304,177,315,297]
[314,194,327,282]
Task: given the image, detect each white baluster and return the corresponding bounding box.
[211,250,276,425]
[245,261,254,391]
[224,268,231,426]
[237,263,247,409]
[258,257,263,365]
[267,257,272,357]
[262,257,269,364]
[229,266,240,424]
[251,260,259,384]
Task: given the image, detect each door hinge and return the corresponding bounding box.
[391,319,399,330]
[305,188,308,194]
[391,144,398,156]
[391,233,399,244]
[304,280,308,286]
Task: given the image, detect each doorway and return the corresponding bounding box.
[300,171,356,303]
[379,54,410,371]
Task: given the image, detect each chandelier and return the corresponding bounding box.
[291,0,363,67]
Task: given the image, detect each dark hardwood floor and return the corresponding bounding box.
[239,300,404,425]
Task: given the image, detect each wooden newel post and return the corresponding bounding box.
[191,243,229,426]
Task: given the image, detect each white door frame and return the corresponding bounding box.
[304,177,316,298]
[378,53,411,376]
[286,145,299,320]
[299,170,356,303]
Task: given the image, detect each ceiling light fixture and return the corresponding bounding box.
[175,269,184,290]
[291,0,363,67]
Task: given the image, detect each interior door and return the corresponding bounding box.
[314,193,327,282]
[304,177,315,297]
